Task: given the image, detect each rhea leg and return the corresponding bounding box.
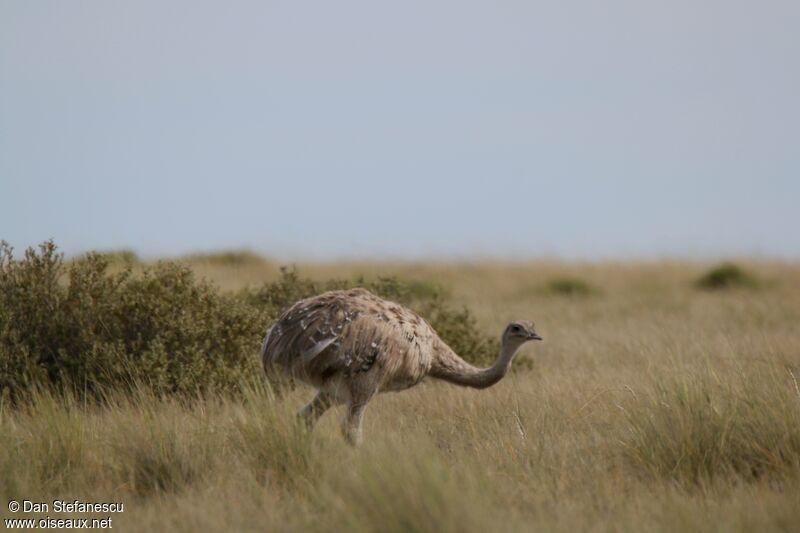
[341,382,377,446]
[342,401,369,446]
[298,391,334,430]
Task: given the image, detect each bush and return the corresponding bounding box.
[544,277,595,297]
[0,243,499,399]
[0,241,266,399]
[695,263,758,290]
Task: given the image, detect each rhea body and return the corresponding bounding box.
[261,288,542,445]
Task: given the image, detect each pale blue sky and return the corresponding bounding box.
[1,0,798,260]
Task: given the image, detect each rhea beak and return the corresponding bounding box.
[529,332,543,341]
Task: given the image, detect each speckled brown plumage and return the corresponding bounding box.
[260,287,542,445]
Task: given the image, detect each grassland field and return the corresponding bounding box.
[2,253,800,532]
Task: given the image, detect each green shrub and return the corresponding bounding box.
[695,263,758,290]
[0,241,266,399]
[544,277,595,297]
[0,242,499,399]
[245,266,329,318]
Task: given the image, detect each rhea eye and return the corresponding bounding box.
[511,325,521,333]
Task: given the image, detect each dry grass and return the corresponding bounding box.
[3,258,800,531]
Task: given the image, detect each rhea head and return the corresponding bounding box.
[502,320,543,347]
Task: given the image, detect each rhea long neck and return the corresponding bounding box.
[429,338,523,389]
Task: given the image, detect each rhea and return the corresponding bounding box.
[261,288,542,445]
